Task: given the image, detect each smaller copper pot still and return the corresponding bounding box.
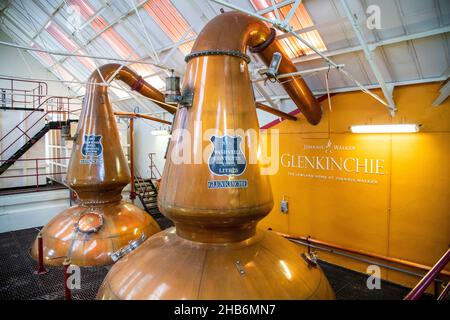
[97,12,335,300]
[30,64,163,266]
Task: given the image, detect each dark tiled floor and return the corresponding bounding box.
[319,260,415,300]
[0,227,428,300]
[0,228,109,300]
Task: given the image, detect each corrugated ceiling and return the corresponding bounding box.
[0,0,448,116]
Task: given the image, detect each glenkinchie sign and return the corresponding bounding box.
[280,140,385,185]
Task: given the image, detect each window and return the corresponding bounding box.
[70,0,164,93]
[29,42,55,66]
[250,0,326,58]
[143,0,196,55]
[45,22,96,71]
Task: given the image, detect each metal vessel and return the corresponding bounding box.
[31,64,163,266]
[98,12,334,299]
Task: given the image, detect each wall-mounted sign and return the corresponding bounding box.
[281,140,385,185]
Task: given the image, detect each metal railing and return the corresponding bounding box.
[274,231,450,299]
[148,153,161,180]
[404,248,450,300]
[134,165,153,199]
[0,76,48,110]
[0,76,82,163]
[0,96,81,159]
[0,157,69,191]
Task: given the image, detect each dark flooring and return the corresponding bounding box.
[0,227,424,300]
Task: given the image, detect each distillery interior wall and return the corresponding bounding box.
[259,82,450,290]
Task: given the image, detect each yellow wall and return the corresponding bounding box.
[260,83,450,290]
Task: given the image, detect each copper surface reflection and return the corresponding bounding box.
[98,12,333,299]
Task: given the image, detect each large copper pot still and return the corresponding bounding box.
[98,12,334,299]
[31,64,167,266]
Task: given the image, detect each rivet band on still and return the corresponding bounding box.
[185,49,251,64]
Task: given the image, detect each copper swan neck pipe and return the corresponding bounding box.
[88,63,176,114]
[190,11,322,125]
[114,111,172,125]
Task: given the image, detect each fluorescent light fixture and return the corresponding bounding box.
[350,124,420,134]
[151,129,170,136]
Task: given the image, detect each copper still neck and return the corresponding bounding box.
[160,12,322,244]
[67,63,169,204]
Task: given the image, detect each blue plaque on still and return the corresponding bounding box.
[81,135,103,157]
[208,135,246,176]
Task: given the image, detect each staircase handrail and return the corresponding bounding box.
[404,248,450,300]
[134,165,153,199]
[148,153,161,180]
[0,95,77,142]
[0,76,48,110]
[0,96,80,157]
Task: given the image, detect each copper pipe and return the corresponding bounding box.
[135,85,177,115]
[115,109,171,200]
[114,111,172,125]
[273,231,450,277]
[254,40,322,125]
[191,11,321,125]
[191,12,272,52]
[88,64,176,114]
[33,234,48,275]
[129,117,136,200]
[256,102,297,121]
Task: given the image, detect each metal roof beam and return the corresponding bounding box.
[1,14,82,92]
[255,77,447,103]
[293,26,450,64]
[30,0,65,41]
[256,0,296,15]
[340,0,396,115]
[432,80,450,107]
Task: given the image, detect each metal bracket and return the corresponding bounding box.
[273,20,293,33]
[235,260,246,275]
[179,90,194,107]
[109,233,147,262]
[301,251,318,267]
[165,75,194,107]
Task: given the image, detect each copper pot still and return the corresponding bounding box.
[31,64,163,266]
[98,12,334,299]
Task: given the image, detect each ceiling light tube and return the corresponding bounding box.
[350,124,420,134]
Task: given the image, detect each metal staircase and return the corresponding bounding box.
[133,153,173,229]
[134,175,173,229]
[0,120,76,175]
[0,76,82,184]
[134,176,160,215]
